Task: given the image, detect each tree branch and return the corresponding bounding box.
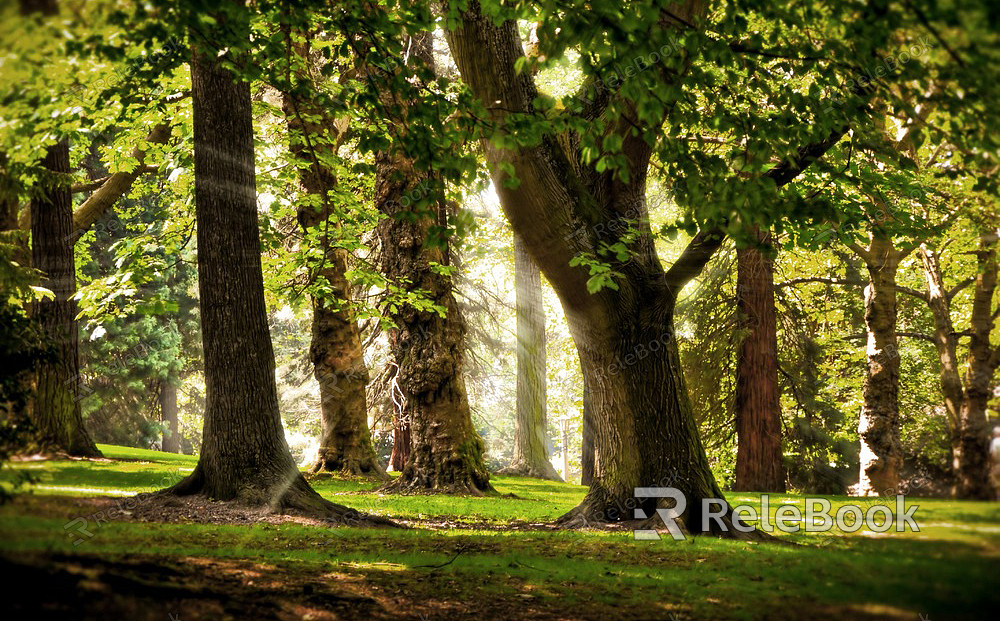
[664,227,726,295]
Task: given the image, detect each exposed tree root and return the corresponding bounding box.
[497,462,564,482]
[149,469,398,527]
[380,470,495,496]
[311,456,390,481]
[555,498,785,543]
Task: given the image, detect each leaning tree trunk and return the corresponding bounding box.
[855,232,904,495]
[159,380,179,453]
[918,243,982,499]
[734,226,786,492]
[446,3,843,535]
[29,141,101,458]
[503,234,561,480]
[281,87,385,478]
[162,21,384,524]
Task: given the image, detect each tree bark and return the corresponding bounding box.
[375,152,493,494]
[159,380,179,453]
[580,370,595,486]
[503,234,561,480]
[281,85,385,479]
[373,32,492,495]
[734,226,786,492]
[29,141,101,458]
[163,21,385,524]
[854,232,904,495]
[919,235,997,500]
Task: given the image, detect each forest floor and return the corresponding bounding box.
[1,445,998,620]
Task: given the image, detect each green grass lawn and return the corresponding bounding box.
[1,445,998,620]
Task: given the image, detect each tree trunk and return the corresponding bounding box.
[159,380,179,453]
[389,401,411,472]
[734,226,786,492]
[29,141,101,458]
[855,233,904,495]
[918,237,997,500]
[446,4,839,535]
[581,371,595,486]
[163,22,383,524]
[281,87,385,479]
[374,33,492,495]
[503,234,561,480]
[375,152,492,494]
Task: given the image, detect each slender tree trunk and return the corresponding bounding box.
[855,232,904,495]
[163,22,383,524]
[580,372,595,486]
[281,88,385,478]
[734,227,786,492]
[504,234,561,480]
[389,405,411,472]
[918,238,997,499]
[29,141,101,458]
[159,380,179,454]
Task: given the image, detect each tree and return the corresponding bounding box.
[163,14,383,521]
[445,0,902,534]
[917,229,998,499]
[282,52,386,478]
[734,227,786,492]
[503,234,561,480]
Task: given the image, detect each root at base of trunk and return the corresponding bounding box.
[310,457,390,481]
[154,469,398,527]
[497,462,563,482]
[555,500,783,543]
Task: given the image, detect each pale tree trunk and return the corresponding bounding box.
[853,232,905,496]
[503,234,561,480]
[281,82,385,478]
[159,381,179,453]
[734,226,786,492]
[446,3,844,534]
[919,234,998,499]
[373,32,491,494]
[164,21,386,524]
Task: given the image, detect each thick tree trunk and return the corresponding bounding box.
[734,227,786,492]
[29,141,101,458]
[159,380,179,454]
[580,371,595,487]
[375,152,492,494]
[164,24,384,524]
[374,33,492,495]
[281,88,385,479]
[855,233,904,495]
[503,234,561,480]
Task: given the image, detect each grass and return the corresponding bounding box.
[2,444,998,619]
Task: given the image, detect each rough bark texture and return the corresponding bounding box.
[855,232,904,496]
[502,234,561,480]
[919,235,997,500]
[446,3,841,535]
[159,381,180,454]
[734,226,786,492]
[281,87,385,479]
[375,152,492,494]
[165,26,386,524]
[374,33,492,495]
[580,374,595,486]
[29,141,101,458]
